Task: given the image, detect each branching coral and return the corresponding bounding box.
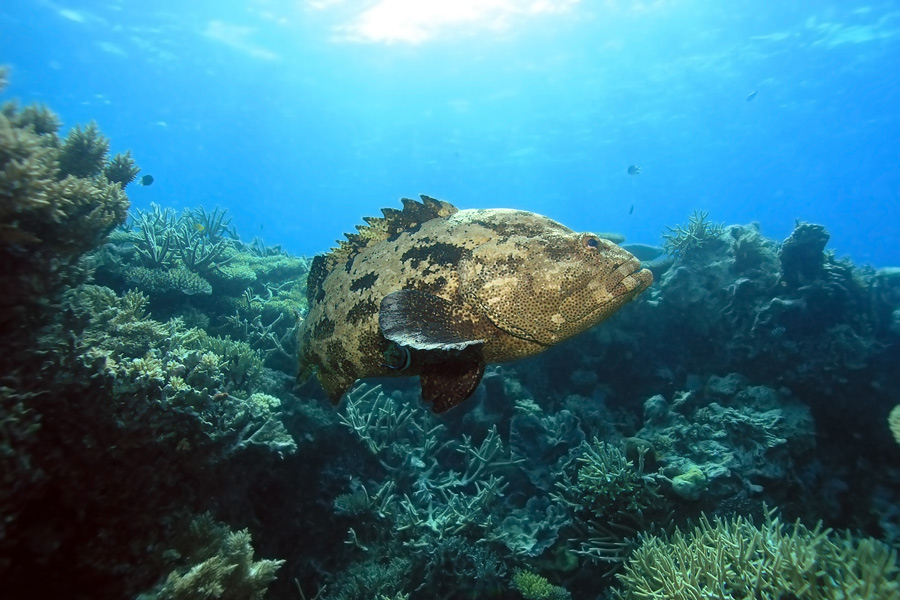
[176,224,233,274]
[614,508,900,600]
[552,439,669,568]
[2,100,60,135]
[0,93,131,332]
[140,513,284,600]
[57,122,109,179]
[556,439,662,519]
[126,204,236,275]
[104,149,141,187]
[331,384,526,597]
[130,204,178,267]
[191,205,236,243]
[662,210,725,261]
[42,284,288,456]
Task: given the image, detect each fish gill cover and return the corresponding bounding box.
[1,1,900,599]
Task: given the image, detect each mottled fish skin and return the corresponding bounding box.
[297,195,653,412]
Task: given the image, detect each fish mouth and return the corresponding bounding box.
[607,257,653,296]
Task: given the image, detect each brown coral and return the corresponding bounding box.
[0,77,133,333]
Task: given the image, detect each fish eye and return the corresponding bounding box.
[583,236,600,250]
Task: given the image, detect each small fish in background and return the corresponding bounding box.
[193,223,206,233]
[629,204,634,215]
[746,90,757,102]
[627,165,641,175]
[137,174,154,186]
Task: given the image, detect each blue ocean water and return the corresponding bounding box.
[1,0,898,266]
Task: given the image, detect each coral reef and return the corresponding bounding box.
[138,513,284,600]
[3,78,900,600]
[661,209,725,261]
[511,569,571,600]
[0,86,129,340]
[615,509,899,599]
[326,384,518,598]
[636,374,816,508]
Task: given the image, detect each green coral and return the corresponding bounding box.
[555,439,662,522]
[126,266,213,296]
[552,439,669,567]
[615,509,900,599]
[670,466,707,500]
[140,513,284,600]
[511,570,571,600]
[662,210,725,261]
[93,204,307,374]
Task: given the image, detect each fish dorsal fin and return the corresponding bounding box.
[306,254,329,307]
[321,195,458,274]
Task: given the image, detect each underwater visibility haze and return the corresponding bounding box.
[2,1,900,599]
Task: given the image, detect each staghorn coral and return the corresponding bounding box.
[662,209,725,261]
[176,223,233,274]
[555,439,663,520]
[324,555,412,600]
[614,509,900,600]
[92,204,308,377]
[191,205,236,243]
[552,438,670,568]
[328,384,526,598]
[129,203,179,267]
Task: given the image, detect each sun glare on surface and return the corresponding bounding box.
[319,0,581,44]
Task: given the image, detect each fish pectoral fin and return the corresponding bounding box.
[420,352,486,413]
[379,289,485,351]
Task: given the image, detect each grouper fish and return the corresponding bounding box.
[297,195,653,413]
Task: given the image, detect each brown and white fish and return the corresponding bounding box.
[297,195,653,413]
